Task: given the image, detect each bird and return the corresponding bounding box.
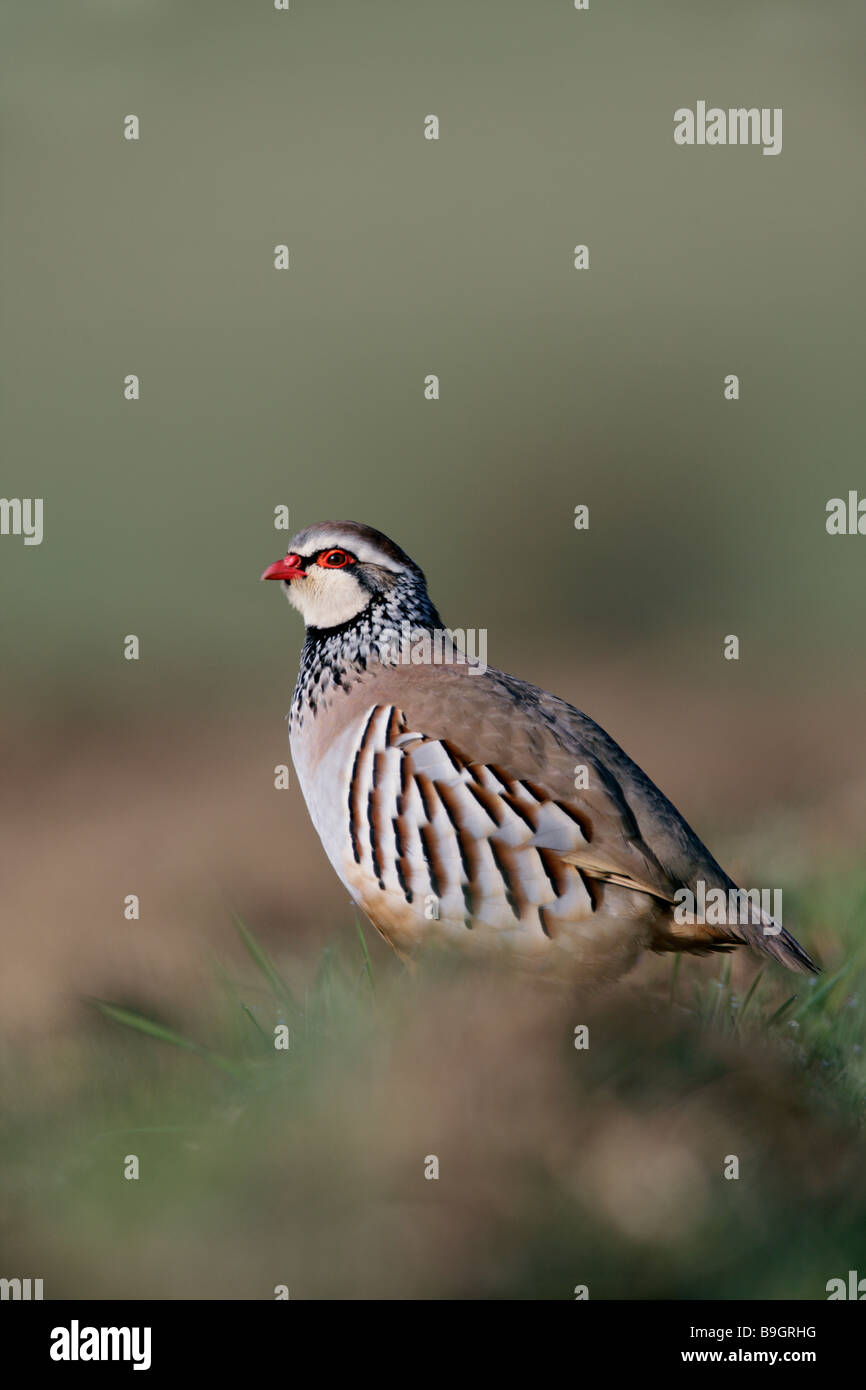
[262,520,816,985]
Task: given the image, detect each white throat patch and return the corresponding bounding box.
[285,567,370,629]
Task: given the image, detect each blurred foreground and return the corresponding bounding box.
[1,658,865,1299]
[2,922,865,1300]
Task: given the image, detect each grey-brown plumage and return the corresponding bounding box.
[262,521,817,984]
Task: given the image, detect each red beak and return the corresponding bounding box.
[261,553,306,582]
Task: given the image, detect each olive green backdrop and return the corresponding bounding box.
[2,0,864,718]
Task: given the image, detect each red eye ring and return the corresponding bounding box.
[317,548,354,569]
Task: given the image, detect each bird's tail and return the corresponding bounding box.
[735,900,818,974]
[654,885,818,975]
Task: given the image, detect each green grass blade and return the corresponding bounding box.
[232,915,299,1015]
[794,964,851,1019]
[91,1000,240,1077]
[239,1001,273,1048]
[765,993,798,1028]
[93,1000,203,1053]
[355,914,376,995]
[720,958,734,1027]
[736,968,765,1028]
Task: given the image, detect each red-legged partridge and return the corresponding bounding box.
[262,521,816,984]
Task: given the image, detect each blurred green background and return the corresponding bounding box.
[2,0,865,1302]
[2,0,865,715]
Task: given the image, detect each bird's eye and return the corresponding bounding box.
[317,548,354,569]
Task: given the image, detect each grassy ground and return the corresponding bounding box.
[2,867,865,1301]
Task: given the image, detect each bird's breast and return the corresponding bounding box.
[291,700,654,980]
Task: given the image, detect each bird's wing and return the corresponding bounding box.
[339,663,816,972]
[344,701,678,946]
